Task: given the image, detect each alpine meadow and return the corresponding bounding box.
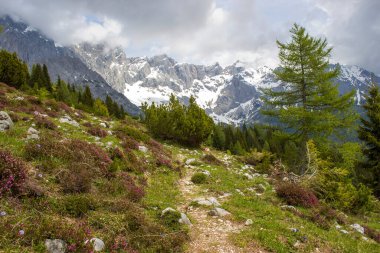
[0,1,380,253]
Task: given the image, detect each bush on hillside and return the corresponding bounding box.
[34,116,56,130]
[201,154,223,166]
[0,149,28,196]
[142,94,214,147]
[276,183,319,208]
[191,172,208,184]
[61,195,96,217]
[87,126,108,138]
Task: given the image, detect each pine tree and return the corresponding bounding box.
[358,82,380,197]
[81,85,94,107]
[42,64,52,92]
[261,23,356,172]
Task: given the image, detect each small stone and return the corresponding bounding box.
[281,205,297,211]
[293,240,301,248]
[201,170,211,176]
[161,207,177,216]
[290,228,299,233]
[59,115,79,127]
[208,207,231,217]
[245,219,253,226]
[185,158,196,165]
[340,229,349,234]
[350,223,365,234]
[335,225,342,229]
[86,238,105,252]
[0,211,6,216]
[45,239,67,253]
[99,122,107,128]
[362,236,369,241]
[18,230,25,236]
[243,173,253,180]
[138,145,148,153]
[179,213,192,225]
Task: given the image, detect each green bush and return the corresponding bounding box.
[191,172,208,184]
[61,195,96,217]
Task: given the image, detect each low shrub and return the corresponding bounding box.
[364,226,380,243]
[191,172,208,184]
[34,116,56,130]
[61,195,96,217]
[122,136,139,151]
[59,164,94,193]
[0,149,28,197]
[276,183,319,208]
[115,125,150,142]
[201,154,223,166]
[121,173,145,202]
[87,126,108,138]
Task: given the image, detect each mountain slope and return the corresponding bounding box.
[74,44,380,124]
[0,16,140,116]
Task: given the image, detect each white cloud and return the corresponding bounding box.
[0,0,379,72]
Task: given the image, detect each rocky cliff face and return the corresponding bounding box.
[74,43,380,124]
[0,16,140,116]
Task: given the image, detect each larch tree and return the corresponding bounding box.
[261,23,356,172]
[358,82,380,197]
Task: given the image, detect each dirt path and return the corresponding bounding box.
[177,165,247,253]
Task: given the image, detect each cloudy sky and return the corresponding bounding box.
[0,0,379,72]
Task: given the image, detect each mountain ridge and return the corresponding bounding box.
[0,16,140,116]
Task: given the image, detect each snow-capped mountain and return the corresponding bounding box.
[74,43,380,124]
[0,16,140,116]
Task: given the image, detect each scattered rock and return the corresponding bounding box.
[350,223,365,234]
[179,213,192,225]
[27,127,39,140]
[281,205,297,211]
[138,145,148,153]
[236,189,245,196]
[0,111,13,131]
[245,219,253,226]
[161,207,177,216]
[45,239,67,253]
[193,197,221,207]
[335,225,342,229]
[86,238,105,252]
[362,236,369,241]
[201,170,211,176]
[243,173,253,180]
[340,229,349,234]
[208,207,231,217]
[290,228,299,233]
[99,122,107,128]
[0,211,6,216]
[293,240,301,248]
[59,115,79,127]
[185,158,196,165]
[256,184,266,193]
[14,96,24,101]
[107,130,113,135]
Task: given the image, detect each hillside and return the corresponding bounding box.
[1,82,380,253]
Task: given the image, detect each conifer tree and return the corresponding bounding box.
[81,85,94,107]
[358,82,380,197]
[261,23,356,172]
[42,64,52,92]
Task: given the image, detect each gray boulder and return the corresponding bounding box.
[27,127,39,140]
[193,197,221,207]
[0,111,13,131]
[86,238,105,252]
[59,115,79,127]
[161,207,177,216]
[179,213,192,225]
[208,207,231,217]
[45,239,67,253]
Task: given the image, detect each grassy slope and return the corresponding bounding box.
[0,82,380,252]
